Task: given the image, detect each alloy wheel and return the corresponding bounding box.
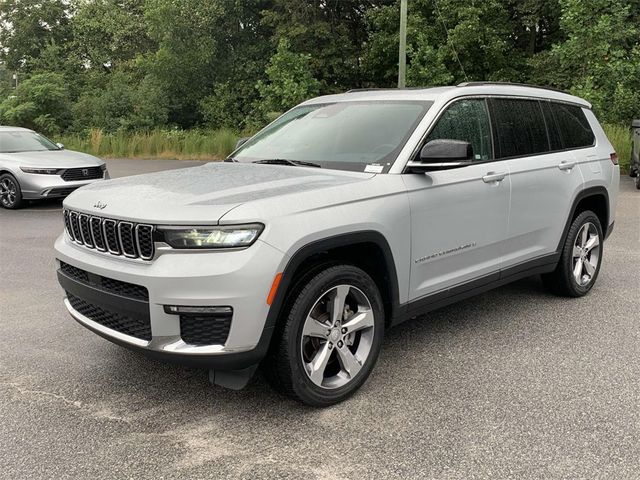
[0,178,18,207]
[300,284,375,389]
[572,222,601,287]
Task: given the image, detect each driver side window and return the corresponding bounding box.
[425,99,493,161]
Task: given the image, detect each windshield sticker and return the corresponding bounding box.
[364,164,384,174]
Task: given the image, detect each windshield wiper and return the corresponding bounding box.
[253,158,322,168]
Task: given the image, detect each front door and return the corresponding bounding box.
[403,98,510,302]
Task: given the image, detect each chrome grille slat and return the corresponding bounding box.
[118,222,137,258]
[78,214,94,248]
[69,211,83,245]
[63,210,155,261]
[90,216,107,252]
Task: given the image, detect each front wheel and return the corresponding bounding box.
[264,265,385,406]
[542,211,603,297]
[635,175,640,189]
[0,173,23,209]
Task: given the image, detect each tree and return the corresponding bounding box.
[530,0,640,123]
[0,72,71,134]
[254,38,320,122]
[0,0,73,73]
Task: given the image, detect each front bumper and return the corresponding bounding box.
[54,233,285,369]
[20,171,108,199]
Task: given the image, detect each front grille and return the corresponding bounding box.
[61,167,103,182]
[60,261,89,282]
[59,261,149,301]
[67,293,152,341]
[64,209,155,261]
[180,314,232,346]
[47,186,79,197]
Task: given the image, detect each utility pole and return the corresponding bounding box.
[398,0,408,88]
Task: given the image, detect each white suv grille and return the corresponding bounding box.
[63,209,155,260]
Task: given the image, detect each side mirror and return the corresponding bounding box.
[235,137,250,149]
[56,142,64,150]
[632,119,640,129]
[407,139,473,172]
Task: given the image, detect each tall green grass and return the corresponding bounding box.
[58,124,633,173]
[57,128,239,160]
[602,123,632,173]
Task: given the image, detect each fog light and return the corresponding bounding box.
[164,305,233,315]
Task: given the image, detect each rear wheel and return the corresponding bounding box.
[542,211,603,297]
[0,173,23,209]
[264,265,384,406]
[635,174,640,189]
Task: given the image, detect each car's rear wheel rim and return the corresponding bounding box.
[0,178,17,207]
[572,222,600,287]
[300,284,375,389]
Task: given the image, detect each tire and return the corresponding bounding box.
[629,145,637,177]
[0,173,24,209]
[635,175,640,190]
[542,211,603,297]
[264,264,385,407]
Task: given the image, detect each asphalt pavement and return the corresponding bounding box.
[1,159,639,479]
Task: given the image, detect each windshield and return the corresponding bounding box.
[232,100,432,173]
[0,131,61,153]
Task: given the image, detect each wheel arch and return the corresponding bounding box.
[557,186,610,251]
[265,231,401,332]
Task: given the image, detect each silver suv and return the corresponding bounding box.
[55,83,620,406]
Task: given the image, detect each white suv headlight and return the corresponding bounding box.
[159,224,264,249]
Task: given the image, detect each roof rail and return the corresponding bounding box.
[346,87,431,93]
[457,81,568,94]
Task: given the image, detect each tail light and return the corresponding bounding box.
[610,152,619,165]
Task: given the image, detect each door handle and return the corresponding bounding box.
[482,171,507,183]
[558,161,576,171]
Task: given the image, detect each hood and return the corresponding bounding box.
[64,162,374,224]
[0,149,104,168]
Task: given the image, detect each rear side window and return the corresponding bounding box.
[551,103,595,149]
[489,98,549,158]
[540,102,563,151]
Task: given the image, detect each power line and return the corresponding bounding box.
[432,0,469,81]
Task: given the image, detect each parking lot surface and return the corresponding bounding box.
[1,159,639,479]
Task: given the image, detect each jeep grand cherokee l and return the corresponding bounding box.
[55,83,619,406]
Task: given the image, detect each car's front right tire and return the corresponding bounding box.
[264,265,385,407]
[0,173,23,209]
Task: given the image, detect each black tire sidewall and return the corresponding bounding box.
[561,211,603,296]
[0,173,23,209]
[285,265,385,406]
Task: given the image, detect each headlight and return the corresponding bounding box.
[100,164,107,171]
[20,167,60,175]
[159,224,264,249]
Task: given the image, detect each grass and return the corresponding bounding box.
[58,124,633,172]
[57,128,239,161]
[602,123,632,173]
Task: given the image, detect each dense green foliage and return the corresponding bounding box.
[0,0,638,141]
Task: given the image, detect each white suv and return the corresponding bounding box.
[55,83,619,406]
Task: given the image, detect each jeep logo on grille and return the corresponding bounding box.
[93,201,107,210]
[82,168,89,176]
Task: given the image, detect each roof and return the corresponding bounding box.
[304,83,591,108]
[0,126,34,132]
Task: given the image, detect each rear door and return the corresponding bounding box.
[404,98,510,302]
[493,98,586,269]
